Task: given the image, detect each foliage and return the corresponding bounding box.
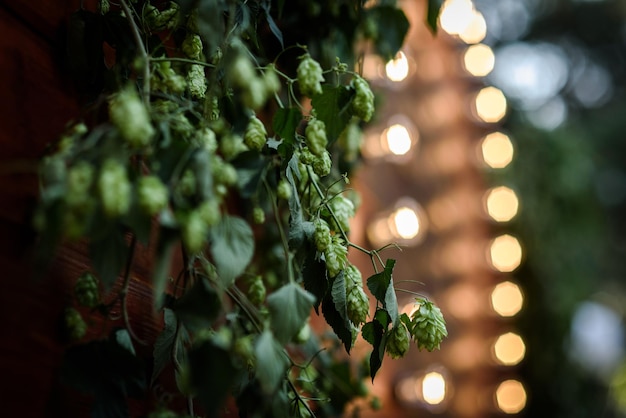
[37,0,447,416]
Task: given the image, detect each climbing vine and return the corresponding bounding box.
[36,0,446,416]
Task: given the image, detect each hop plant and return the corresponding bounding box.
[338,120,363,162]
[277,178,292,201]
[263,64,281,95]
[181,210,208,253]
[409,298,448,351]
[182,33,203,59]
[198,199,221,226]
[297,54,324,97]
[244,115,267,151]
[252,206,265,224]
[247,275,266,306]
[64,307,87,341]
[326,194,355,233]
[137,175,169,215]
[98,159,131,218]
[313,218,332,252]
[66,161,95,209]
[74,271,100,308]
[187,64,207,98]
[345,265,369,326]
[109,88,155,148]
[351,76,375,122]
[386,323,410,359]
[324,235,348,278]
[305,118,327,156]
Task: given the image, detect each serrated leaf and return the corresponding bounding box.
[255,330,289,394]
[311,85,353,144]
[267,283,315,344]
[174,277,221,330]
[151,308,177,385]
[189,340,236,417]
[368,317,386,382]
[302,249,328,314]
[210,215,254,286]
[322,273,353,353]
[366,259,399,325]
[89,227,128,290]
[331,271,348,321]
[272,107,302,144]
[366,6,410,61]
[427,0,444,34]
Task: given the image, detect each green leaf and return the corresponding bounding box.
[153,223,178,309]
[322,272,353,353]
[210,215,255,286]
[255,330,289,394]
[426,0,444,34]
[151,308,178,385]
[261,0,283,48]
[114,329,135,355]
[197,0,227,57]
[365,6,410,61]
[174,277,222,330]
[189,340,236,417]
[286,153,306,250]
[190,148,214,201]
[368,313,387,382]
[302,249,328,314]
[89,227,128,290]
[311,85,353,144]
[366,259,399,325]
[272,107,302,144]
[267,283,315,344]
[232,151,268,198]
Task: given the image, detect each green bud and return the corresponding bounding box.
[410,298,448,351]
[98,159,131,218]
[386,323,410,359]
[277,178,292,200]
[305,118,327,156]
[109,88,155,148]
[297,54,324,97]
[64,307,87,341]
[74,271,100,308]
[244,115,267,151]
[137,175,169,215]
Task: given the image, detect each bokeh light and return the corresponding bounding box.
[481,132,514,168]
[485,186,519,222]
[440,0,475,36]
[495,379,527,413]
[494,332,526,366]
[422,372,447,405]
[386,51,410,82]
[489,234,522,272]
[383,124,413,156]
[475,86,507,123]
[491,281,524,317]
[459,10,487,44]
[463,43,495,77]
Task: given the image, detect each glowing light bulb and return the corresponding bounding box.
[440,0,475,35]
[385,51,410,82]
[459,9,487,44]
[463,43,495,77]
[422,372,446,405]
[489,234,522,272]
[491,281,523,317]
[494,332,526,365]
[383,124,412,156]
[495,380,527,414]
[486,186,519,222]
[481,132,514,168]
[475,86,507,123]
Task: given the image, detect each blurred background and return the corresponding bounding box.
[349,0,626,416]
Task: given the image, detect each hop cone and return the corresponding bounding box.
[410,298,447,351]
[386,323,410,359]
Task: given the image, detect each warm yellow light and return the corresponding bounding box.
[495,380,527,413]
[491,281,523,317]
[475,86,507,123]
[440,0,475,35]
[481,132,514,168]
[489,234,522,272]
[384,124,412,156]
[422,372,446,405]
[385,51,410,82]
[459,9,487,44]
[494,333,526,365]
[391,206,421,239]
[463,43,495,77]
[486,186,519,222]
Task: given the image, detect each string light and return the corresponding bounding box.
[489,234,523,272]
[422,372,447,405]
[494,333,526,365]
[386,51,410,82]
[459,9,487,44]
[485,186,519,222]
[475,86,507,123]
[495,380,527,413]
[491,281,524,317]
[481,132,514,168]
[463,43,495,77]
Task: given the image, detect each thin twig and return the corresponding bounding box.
[119,235,148,345]
[119,0,150,105]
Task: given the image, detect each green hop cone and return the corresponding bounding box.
[182,33,203,59]
[277,178,292,200]
[98,159,131,218]
[351,76,375,122]
[244,115,267,151]
[323,235,348,278]
[109,87,155,148]
[198,199,221,226]
[345,265,369,326]
[313,219,332,252]
[297,54,324,97]
[74,271,100,308]
[386,323,410,359]
[66,161,95,209]
[187,64,207,98]
[181,210,208,254]
[252,206,265,224]
[305,118,327,156]
[137,175,169,215]
[247,276,266,306]
[64,307,87,341]
[410,297,448,351]
[326,194,355,233]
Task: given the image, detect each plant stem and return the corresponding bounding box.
[119,0,150,106]
[264,179,294,283]
[150,56,216,68]
[119,234,147,345]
